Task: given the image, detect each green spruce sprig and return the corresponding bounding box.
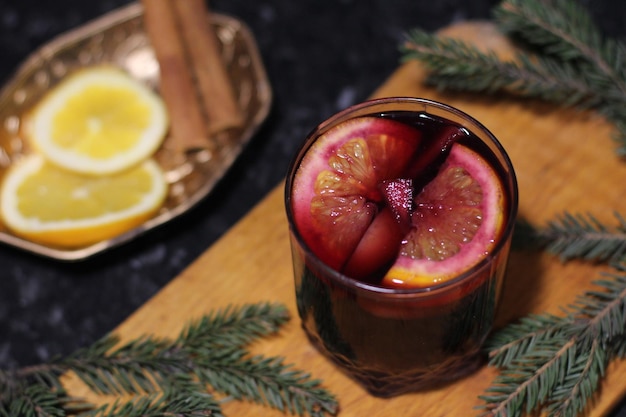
[514,212,626,263]
[478,262,626,417]
[83,390,224,417]
[402,0,626,415]
[401,29,599,107]
[401,0,626,155]
[493,0,626,99]
[0,302,339,417]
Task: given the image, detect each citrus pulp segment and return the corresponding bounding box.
[24,66,168,175]
[383,143,505,289]
[0,154,168,247]
[291,117,422,271]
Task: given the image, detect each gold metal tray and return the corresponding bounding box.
[0,2,272,261]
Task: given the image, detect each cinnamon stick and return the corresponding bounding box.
[172,0,243,133]
[141,0,209,150]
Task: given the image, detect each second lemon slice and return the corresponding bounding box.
[0,154,168,247]
[24,66,168,175]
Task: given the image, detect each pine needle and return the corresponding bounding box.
[478,263,626,417]
[401,1,626,414]
[513,212,626,263]
[401,30,600,108]
[0,302,338,417]
[401,0,626,155]
[494,0,626,98]
[81,391,224,417]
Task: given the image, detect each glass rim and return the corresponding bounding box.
[285,96,519,297]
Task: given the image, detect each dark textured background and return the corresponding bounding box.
[0,0,624,414]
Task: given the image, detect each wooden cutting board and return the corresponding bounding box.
[64,22,626,416]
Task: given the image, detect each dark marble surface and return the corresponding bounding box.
[0,0,624,414]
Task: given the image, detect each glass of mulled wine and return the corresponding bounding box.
[285,97,518,397]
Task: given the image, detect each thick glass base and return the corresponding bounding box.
[304,326,485,397]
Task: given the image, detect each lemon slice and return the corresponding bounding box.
[24,66,168,175]
[0,154,168,247]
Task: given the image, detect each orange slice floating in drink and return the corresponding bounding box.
[291,116,422,272]
[291,115,505,288]
[383,143,505,288]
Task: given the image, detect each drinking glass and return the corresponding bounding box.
[285,97,518,397]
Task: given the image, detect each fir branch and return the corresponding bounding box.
[403,2,626,415]
[485,313,570,368]
[401,29,601,108]
[177,302,290,350]
[611,116,626,157]
[493,0,626,98]
[479,263,626,417]
[1,383,72,417]
[41,303,290,397]
[60,335,179,396]
[82,391,223,417]
[192,348,337,417]
[570,269,626,342]
[494,0,626,153]
[401,0,626,154]
[513,212,626,263]
[544,337,605,417]
[0,302,338,417]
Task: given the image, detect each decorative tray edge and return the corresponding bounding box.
[0,2,273,261]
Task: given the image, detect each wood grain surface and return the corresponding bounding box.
[64,22,626,416]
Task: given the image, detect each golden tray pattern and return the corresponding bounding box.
[0,2,272,261]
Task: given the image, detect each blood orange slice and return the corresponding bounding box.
[383,143,505,288]
[291,117,422,271]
